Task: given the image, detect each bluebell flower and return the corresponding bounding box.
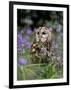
[27,29,32,35]
[23,37,28,44]
[27,44,31,49]
[18,34,23,45]
[18,58,27,65]
[26,42,32,49]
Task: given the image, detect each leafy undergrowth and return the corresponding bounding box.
[17,61,63,80]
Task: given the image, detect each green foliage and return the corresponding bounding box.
[17,61,63,80]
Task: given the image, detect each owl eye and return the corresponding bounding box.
[42,32,46,35]
[37,32,39,34]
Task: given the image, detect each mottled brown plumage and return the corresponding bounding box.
[30,27,53,64]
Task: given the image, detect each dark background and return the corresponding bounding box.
[17,9,63,30]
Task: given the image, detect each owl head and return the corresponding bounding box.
[36,27,52,43]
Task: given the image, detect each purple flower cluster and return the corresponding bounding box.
[23,36,28,44]
[18,34,23,45]
[27,29,32,35]
[17,28,32,54]
[18,58,27,66]
[26,42,32,49]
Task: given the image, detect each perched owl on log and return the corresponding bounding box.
[30,27,54,64]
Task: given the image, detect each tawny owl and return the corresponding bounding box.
[30,27,53,64]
